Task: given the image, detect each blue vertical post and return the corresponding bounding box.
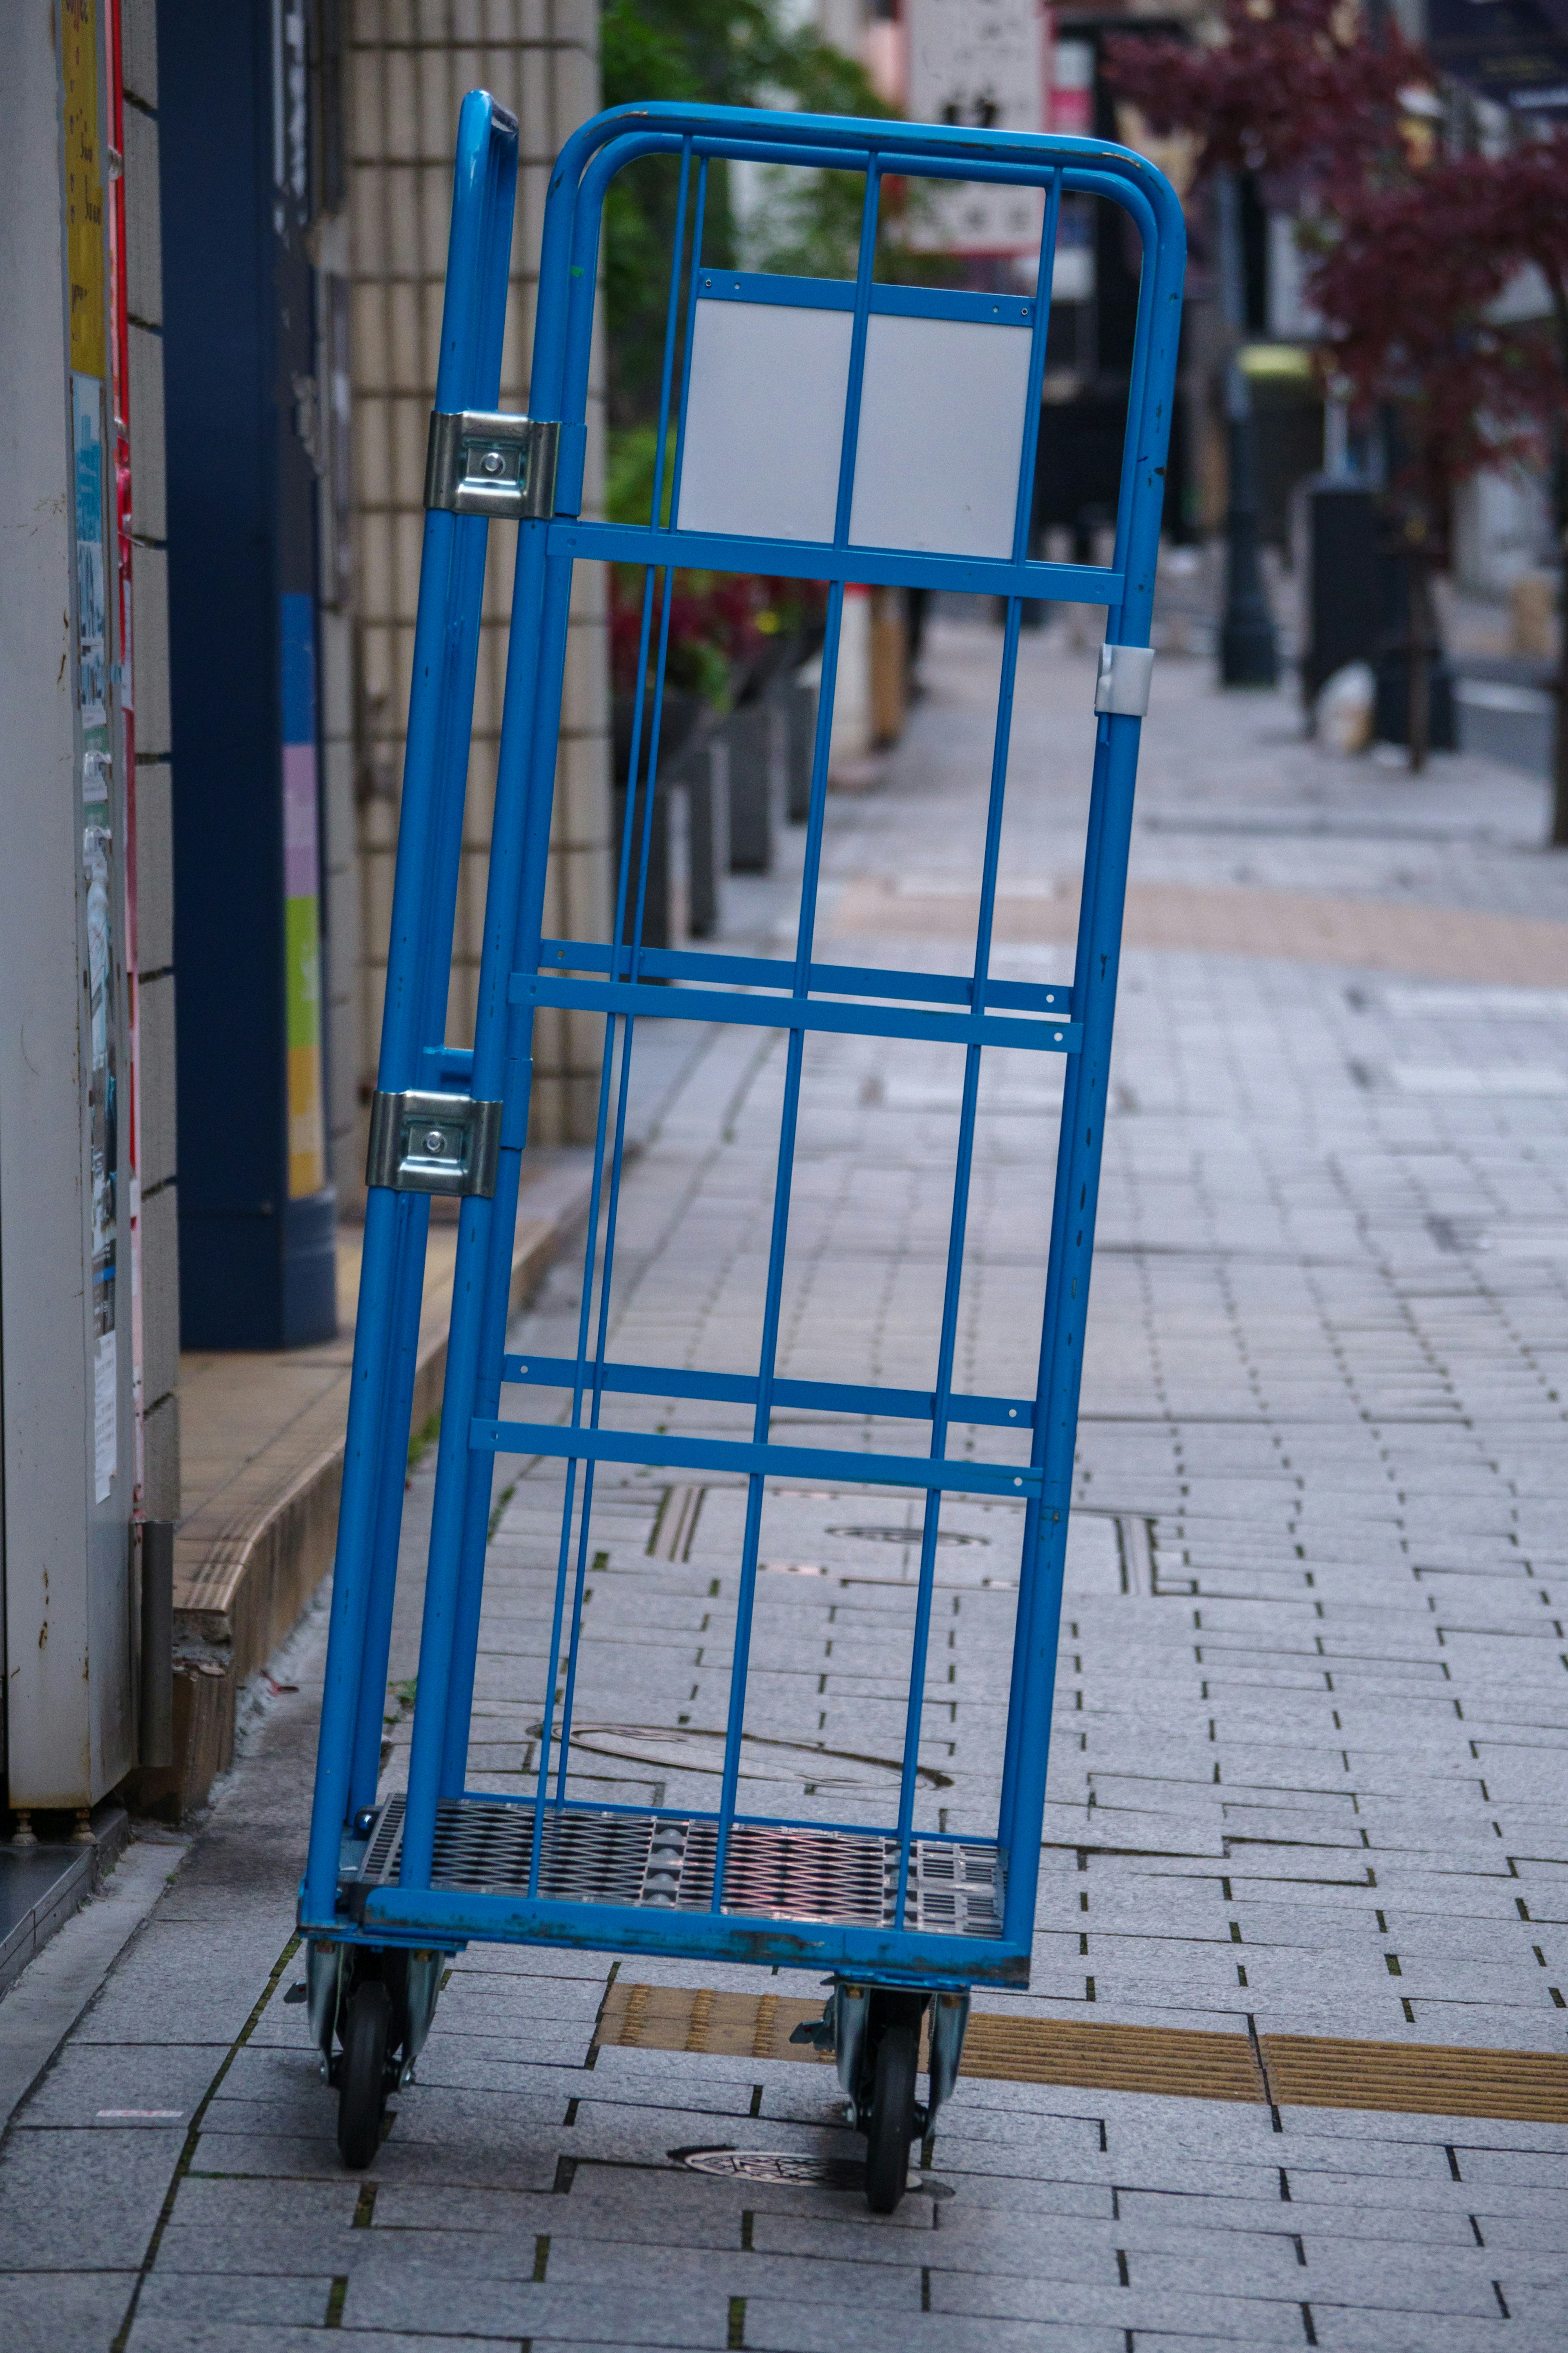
[998,177,1183,1943]
[891,174,1062,1926]
[708,159,884,1909]
[303,92,518,1924]
[537,150,701,1822]
[396,134,606,1876]
[160,0,336,1353]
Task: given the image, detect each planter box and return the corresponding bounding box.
[612,780,677,951]
[725,698,785,873]
[686,739,729,938]
[785,674,818,824]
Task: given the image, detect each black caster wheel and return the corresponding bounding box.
[337,1978,393,2168]
[863,2018,918,2214]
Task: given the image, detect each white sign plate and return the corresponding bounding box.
[676,296,1031,561]
[677,299,853,544]
[906,0,1047,256]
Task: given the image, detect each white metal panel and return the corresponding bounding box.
[676,298,853,544]
[849,312,1032,560]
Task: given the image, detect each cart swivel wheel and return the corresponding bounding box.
[863,2020,918,2214]
[337,1979,393,2168]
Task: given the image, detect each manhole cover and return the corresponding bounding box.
[671,2146,951,2196]
[828,1525,989,1547]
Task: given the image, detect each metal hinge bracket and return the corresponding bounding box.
[366,1088,502,1198]
[424,409,560,520]
[1094,642,1156,718]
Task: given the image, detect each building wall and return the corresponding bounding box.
[344,0,610,1186]
[124,0,180,1523]
[1452,466,1553,603]
[1,0,176,1809]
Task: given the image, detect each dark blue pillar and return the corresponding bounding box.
[158,0,336,1347]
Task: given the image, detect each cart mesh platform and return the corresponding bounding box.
[348,1795,1005,1937]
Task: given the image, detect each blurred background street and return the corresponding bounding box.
[4,0,1568,2346]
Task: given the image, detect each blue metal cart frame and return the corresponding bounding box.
[300,93,1184,2202]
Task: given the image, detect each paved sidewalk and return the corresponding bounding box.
[5,616,1568,2350]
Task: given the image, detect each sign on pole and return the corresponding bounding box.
[906,0,1047,255]
[1426,0,1568,116]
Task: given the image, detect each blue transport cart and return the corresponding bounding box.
[300,93,1183,2211]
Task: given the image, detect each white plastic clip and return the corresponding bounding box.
[1094,642,1155,718]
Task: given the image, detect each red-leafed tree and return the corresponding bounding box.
[1107,1,1568,826]
[1108,0,1421,190]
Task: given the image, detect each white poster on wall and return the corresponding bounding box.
[906,0,1047,256]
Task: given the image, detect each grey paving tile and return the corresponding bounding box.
[125,2328,522,2353]
[0,2125,180,2268]
[134,2270,337,2328]
[741,2305,1126,2352]
[0,2270,137,2353]
[15,2042,222,2130]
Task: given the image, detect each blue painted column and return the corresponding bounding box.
[158,0,337,1347]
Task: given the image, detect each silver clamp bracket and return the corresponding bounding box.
[366,1089,502,1199]
[1094,642,1155,718]
[424,409,560,521]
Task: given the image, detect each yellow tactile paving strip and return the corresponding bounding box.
[829,876,1568,988]
[594,1983,1568,2122]
[1260,2034,1568,2123]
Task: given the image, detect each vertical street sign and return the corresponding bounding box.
[906,0,1048,255]
[1426,0,1568,116]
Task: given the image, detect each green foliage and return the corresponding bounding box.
[599,0,895,422]
[597,4,926,717]
[744,164,958,288]
[605,424,676,529]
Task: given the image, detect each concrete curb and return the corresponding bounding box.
[134,1164,594,1819]
[0,1830,189,2134]
[0,1804,135,2004]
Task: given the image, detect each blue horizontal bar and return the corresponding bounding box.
[548,518,1123,604]
[322,1884,1029,1987]
[696,268,1036,330]
[514,972,1078,1055]
[470,1419,1041,1500]
[538,938,1074,1019]
[499,1352,1037,1433]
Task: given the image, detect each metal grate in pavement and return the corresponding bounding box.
[593,1984,1568,2122]
[352,1795,1003,1936]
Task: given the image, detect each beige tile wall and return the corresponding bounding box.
[349,0,610,1151]
[124,0,179,1519]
